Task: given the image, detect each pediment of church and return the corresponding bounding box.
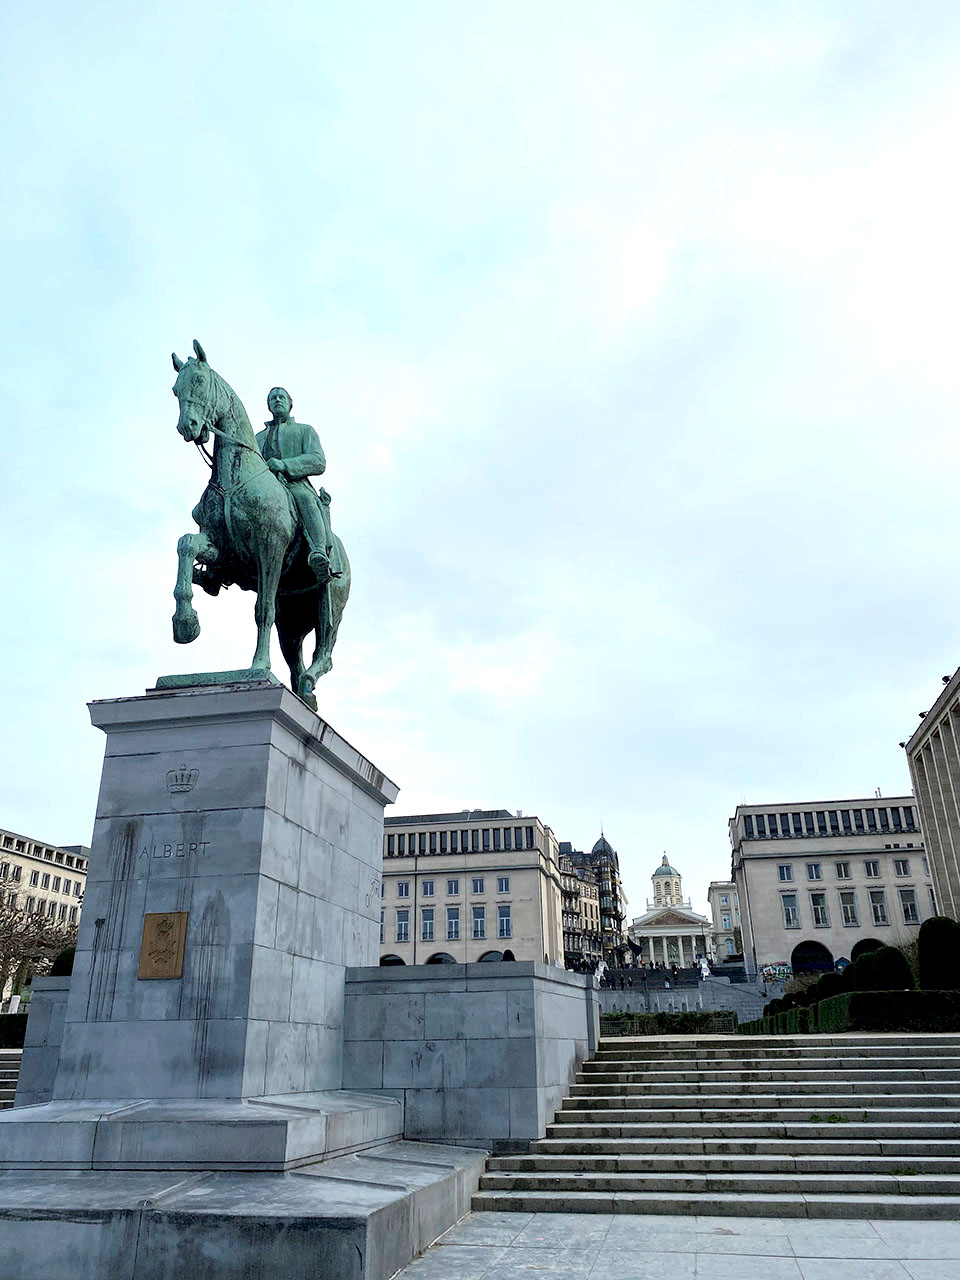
[635,908,707,929]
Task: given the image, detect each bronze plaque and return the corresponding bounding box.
[138,911,189,980]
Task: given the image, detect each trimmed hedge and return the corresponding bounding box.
[919,917,960,991]
[0,1014,27,1049]
[601,1010,738,1036]
[742,990,960,1035]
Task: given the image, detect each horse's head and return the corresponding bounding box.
[171,340,217,443]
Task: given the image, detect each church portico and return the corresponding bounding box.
[628,856,711,969]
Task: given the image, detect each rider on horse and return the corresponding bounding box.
[258,387,335,585]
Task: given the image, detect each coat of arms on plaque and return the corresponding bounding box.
[138,911,189,979]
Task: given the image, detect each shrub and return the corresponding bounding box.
[49,947,75,977]
[0,1013,27,1049]
[817,990,960,1033]
[813,971,843,1002]
[871,945,915,991]
[850,951,881,992]
[918,917,960,991]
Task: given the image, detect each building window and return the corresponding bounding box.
[450,831,458,852]
[870,889,888,926]
[497,876,510,893]
[397,881,410,898]
[835,862,851,880]
[879,809,890,832]
[894,859,910,877]
[525,826,534,849]
[923,857,930,876]
[429,832,437,854]
[52,877,61,893]
[806,863,822,881]
[756,815,767,837]
[29,870,39,887]
[468,830,477,852]
[421,907,434,941]
[396,834,405,855]
[25,896,35,913]
[387,835,395,856]
[720,895,729,906]
[504,828,513,850]
[779,813,790,837]
[866,809,877,832]
[781,894,799,928]
[380,910,384,943]
[929,887,938,912]
[447,907,460,940]
[744,815,755,838]
[804,812,815,835]
[482,829,490,851]
[810,893,829,927]
[439,831,447,853]
[899,888,919,924]
[792,813,803,835]
[73,882,82,897]
[514,826,522,849]
[447,879,459,895]
[839,890,859,926]
[905,807,917,832]
[472,877,484,895]
[41,874,50,889]
[461,830,469,853]
[63,879,71,895]
[777,865,793,882]
[864,860,880,879]
[0,863,7,880]
[854,809,865,833]
[396,909,409,942]
[58,903,67,921]
[416,833,425,854]
[891,808,903,833]
[69,906,78,924]
[422,880,434,897]
[493,829,502,851]
[721,914,731,929]
[841,810,852,834]
[46,900,56,917]
[816,811,827,834]
[473,906,485,938]
[498,904,512,938]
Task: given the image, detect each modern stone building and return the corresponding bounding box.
[557,834,627,963]
[730,797,935,977]
[0,825,89,927]
[559,854,602,969]
[380,809,564,965]
[627,855,712,966]
[707,879,741,960]
[905,668,960,921]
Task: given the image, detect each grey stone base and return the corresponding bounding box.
[0,1140,488,1280]
[0,1091,401,1171]
[152,670,283,689]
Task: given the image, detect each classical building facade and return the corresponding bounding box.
[627,856,712,967]
[559,854,602,969]
[557,835,627,962]
[905,668,960,921]
[707,880,741,960]
[379,810,564,965]
[0,825,89,927]
[730,797,935,978]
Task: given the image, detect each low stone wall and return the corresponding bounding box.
[598,975,764,1021]
[343,962,597,1151]
[14,975,70,1108]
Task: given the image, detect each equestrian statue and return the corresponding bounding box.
[169,340,350,710]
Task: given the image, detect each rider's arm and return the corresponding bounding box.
[280,425,326,481]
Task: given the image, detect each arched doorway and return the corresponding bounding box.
[478,950,503,962]
[851,938,884,961]
[379,955,406,966]
[502,949,516,961]
[791,940,834,974]
[425,952,456,964]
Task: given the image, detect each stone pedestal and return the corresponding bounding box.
[1,681,402,1170]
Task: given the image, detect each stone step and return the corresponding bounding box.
[570,1078,959,1095]
[547,1121,958,1139]
[532,1137,960,1157]
[579,1064,960,1082]
[592,1043,960,1060]
[471,1188,960,1219]
[488,1153,960,1174]
[478,1170,960,1195]
[556,1100,960,1119]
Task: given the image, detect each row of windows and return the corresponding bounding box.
[386,827,535,857]
[777,857,926,883]
[390,875,510,899]
[5,892,79,924]
[382,904,512,943]
[779,886,930,929]
[745,807,917,840]
[0,864,83,896]
[0,837,86,870]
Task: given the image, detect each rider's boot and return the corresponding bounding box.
[308,549,334,585]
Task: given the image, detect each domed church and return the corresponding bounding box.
[627,855,712,968]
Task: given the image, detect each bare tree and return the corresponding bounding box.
[0,894,78,1000]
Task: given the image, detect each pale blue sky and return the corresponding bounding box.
[2,1,960,916]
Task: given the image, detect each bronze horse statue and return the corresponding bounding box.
[170,341,350,709]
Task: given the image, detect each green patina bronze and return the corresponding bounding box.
[168,340,351,710]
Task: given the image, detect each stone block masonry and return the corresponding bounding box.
[342,961,598,1149]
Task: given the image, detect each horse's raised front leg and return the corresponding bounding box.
[173,532,217,644]
[251,552,283,671]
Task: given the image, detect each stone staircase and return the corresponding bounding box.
[473,1033,960,1218]
[0,1052,21,1110]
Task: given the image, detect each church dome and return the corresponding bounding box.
[653,855,680,877]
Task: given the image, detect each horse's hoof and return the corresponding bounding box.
[173,612,200,644]
[298,676,317,711]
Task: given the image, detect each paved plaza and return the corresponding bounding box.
[395,1211,960,1279]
